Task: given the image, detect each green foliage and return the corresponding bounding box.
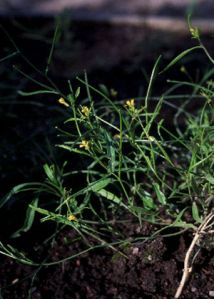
[0,20,214,265]
[12,198,39,238]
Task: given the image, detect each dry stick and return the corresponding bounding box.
[175,213,214,299]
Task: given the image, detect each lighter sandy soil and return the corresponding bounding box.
[1,0,214,19]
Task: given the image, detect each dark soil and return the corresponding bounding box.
[0,225,213,299]
[0,18,213,299]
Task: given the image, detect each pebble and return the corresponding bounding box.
[132,247,139,255]
[209,291,214,297]
[136,226,141,233]
[147,255,152,261]
[11,278,19,284]
[191,287,197,293]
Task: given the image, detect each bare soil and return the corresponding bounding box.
[0,225,213,299]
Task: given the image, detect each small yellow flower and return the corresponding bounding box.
[81,106,90,117]
[125,99,135,110]
[67,214,77,222]
[79,140,90,151]
[58,97,70,107]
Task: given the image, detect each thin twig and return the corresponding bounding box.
[175,212,214,299]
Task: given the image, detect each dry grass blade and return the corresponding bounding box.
[175,212,214,298]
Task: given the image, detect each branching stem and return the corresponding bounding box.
[175,212,214,298]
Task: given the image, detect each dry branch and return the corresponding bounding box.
[175,212,214,298]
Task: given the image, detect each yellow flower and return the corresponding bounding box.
[81,106,90,117]
[58,97,70,107]
[125,99,135,110]
[67,214,77,222]
[79,140,90,151]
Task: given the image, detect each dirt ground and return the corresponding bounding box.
[0,224,213,299]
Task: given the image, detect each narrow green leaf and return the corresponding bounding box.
[145,55,162,122]
[189,152,213,171]
[171,208,196,230]
[13,65,55,91]
[64,117,82,123]
[159,46,202,74]
[18,90,59,96]
[90,178,112,192]
[56,178,112,210]
[45,18,60,75]
[0,241,35,265]
[0,51,19,63]
[75,87,81,99]
[141,192,155,210]
[43,164,55,182]
[99,84,109,97]
[153,183,166,205]
[205,174,214,184]
[192,202,202,223]
[145,96,163,133]
[0,183,41,209]
[104,130,116,173]
[30,206,50,216]
[96,189,121,205]
[12,198,39,238]
[30,205,75,227]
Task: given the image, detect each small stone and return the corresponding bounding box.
[136,226,141,233]
[147,255,152,261]
[132,247,139,255]
[76,259,81,267]
[11,278,19,284]
[191,287,197,293]
[209,291,214,297]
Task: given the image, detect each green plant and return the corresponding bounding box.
[0,20,213,281]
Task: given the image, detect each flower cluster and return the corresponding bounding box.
[81,106,90,118]
[79,140,90,151]
[126,99,135,110]
[67,214,77,221]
